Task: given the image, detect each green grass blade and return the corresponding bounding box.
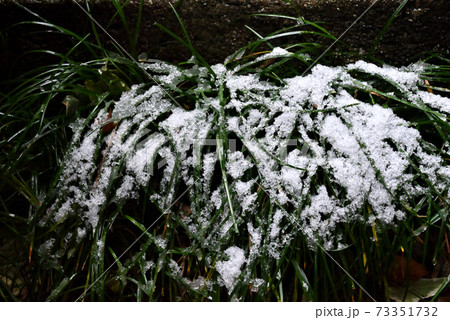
[368,0,409,57]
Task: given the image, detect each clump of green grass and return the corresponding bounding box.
[1,2,449,302]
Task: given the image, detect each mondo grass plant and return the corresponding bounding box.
[1,2,449,302]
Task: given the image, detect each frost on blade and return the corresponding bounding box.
[41,47,449,297]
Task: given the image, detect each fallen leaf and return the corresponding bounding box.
[389,277,448,302]
[389,255,428,284]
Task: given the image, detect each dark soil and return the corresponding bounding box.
[0,0,449,79]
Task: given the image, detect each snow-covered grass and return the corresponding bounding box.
[32,50,449,301]
[1,4,449,302]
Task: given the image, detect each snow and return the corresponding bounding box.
[415,91,450,114]
[210,189,223,210]
[143,261,155,274]
[43,47,450,296]
[233,180,257,213]
[188,276,211,291]
[168,259,182,277]
[38,238,55,256]
[202,152,217,193]
[96,240,104,259]
[247,222,262,261]
[215,246,246,294]
[250,278,265,293]
[269,209,284,239]
[347,60,424,91]
[226,151,253,179]
[127,133,166,186]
